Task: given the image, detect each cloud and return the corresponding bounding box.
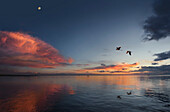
[137,64,170,75]
[143,0,170,41]
[153,50,170,61]
[74,64,90,67]
[152,62,159,65]
[68,58,74,64]
[97,70,106,73]
[0,31,73,68]
[101,64,106,66]
[82,62,139,73]
[85,62,139,70]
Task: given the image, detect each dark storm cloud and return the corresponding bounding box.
[152,62,159,65]
[153,50,170,61]
[143,0,170,41]
[137,64,170,75]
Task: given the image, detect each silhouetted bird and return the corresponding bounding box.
[127,91,132,95]
[117,95,121,99]
[126,51,131,55]
[116,47,121,50]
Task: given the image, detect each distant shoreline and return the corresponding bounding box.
[0,74,170,77]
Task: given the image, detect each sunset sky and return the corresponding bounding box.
[1,0,170,75]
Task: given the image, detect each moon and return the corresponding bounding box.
[38,6,41,11]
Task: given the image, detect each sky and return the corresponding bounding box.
[1,0,170,75]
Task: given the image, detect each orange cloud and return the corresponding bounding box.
[79,62,139,74]
[107,62,139,71]
[0,31,73,68]
[68,57,74,64]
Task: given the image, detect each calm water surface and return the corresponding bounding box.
[0,75,170,112]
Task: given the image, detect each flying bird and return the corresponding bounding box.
[116,47,121,50]
[127,91,132,95]
[126,51,131,55]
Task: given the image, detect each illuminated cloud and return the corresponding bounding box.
[85,62,139,71]
[0,31,73,68]
[80,62,139,74]
[68,57,74,64]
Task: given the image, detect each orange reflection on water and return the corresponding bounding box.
[0,84,75,112]
[76,75,141,90]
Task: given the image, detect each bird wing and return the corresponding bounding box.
[129,52,131,55]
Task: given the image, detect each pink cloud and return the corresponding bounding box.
[76,62,140,74]
[0,31,74,68]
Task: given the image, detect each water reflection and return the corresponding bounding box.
[0,75,170,112]
[0,77,75,112]
[76,75,141,90]
[144,89,170,103]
